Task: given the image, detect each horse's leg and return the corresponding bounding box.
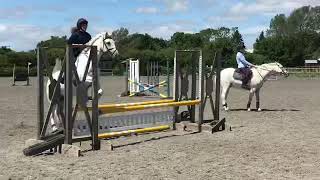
[221,83,230,111]
[255,88,261,111]
[96,68,103,97]
[49,104,59,131]
[87,70,103,97]
[247,89,255,111]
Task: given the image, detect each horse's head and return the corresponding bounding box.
[101,32,118,57]
[269,62,289,77]
[89,32,118,58]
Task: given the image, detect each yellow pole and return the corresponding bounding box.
[98,125,170,139]
[91,99,175,110]
[99,99,201,114]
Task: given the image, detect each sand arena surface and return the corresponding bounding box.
[0,77,319,179]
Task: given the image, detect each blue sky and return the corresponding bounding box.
[0,0,319,51]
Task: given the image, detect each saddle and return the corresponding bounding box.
[233,68,252,81]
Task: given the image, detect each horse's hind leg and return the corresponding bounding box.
[255,89,261,111]
[221,83,231,111]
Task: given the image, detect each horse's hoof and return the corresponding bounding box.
[247,108,251,112]
[98,88,104,96]
[257,108,262,112]
[51,125,58,131]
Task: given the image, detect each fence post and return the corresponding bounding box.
[65,45,73,145]
[37,48,44,140]
[166,59,170,97]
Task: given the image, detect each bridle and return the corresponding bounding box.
[102,33,117,56]
[84,32,117,56]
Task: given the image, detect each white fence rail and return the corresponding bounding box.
[285,67,320,79]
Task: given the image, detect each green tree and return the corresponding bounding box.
[231,29,245,48]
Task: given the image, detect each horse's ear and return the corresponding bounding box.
[105,32,111,38]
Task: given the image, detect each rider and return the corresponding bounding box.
[68,18,91,57]
[236,42,255,89]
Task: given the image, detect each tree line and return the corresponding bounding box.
[0,5,319,76]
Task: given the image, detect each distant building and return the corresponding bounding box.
[304,59,320,67]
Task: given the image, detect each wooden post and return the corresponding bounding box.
[27,62,30,86]
[190,52,197,123]
[37,48,44,139]
[91,46,101,150]
[214,52,221,121]
[166,59,170,97]
[65,45,73,145]
[12,64,15,86]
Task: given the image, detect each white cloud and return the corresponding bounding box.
[0,5,69,20]
[229,0,320,17]
[135,7,159,14]
[0,22,118,51]
[0,6,31,19]
[238,25,268,49]
[91,26,116,35]
[0,24,68,51]
[137,0,191,14]
[126,20,195,39]
[207,15,248,24]
[0,24,7,32]
[240,25,268,36]
[148,24,194,39]
[166,0,189,12]
[154,0,189,13]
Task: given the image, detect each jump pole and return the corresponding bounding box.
[97,99,201,114]
[94,99,174,108]
[98,125,170,139]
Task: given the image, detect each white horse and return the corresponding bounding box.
[46,32,118,131]
[220,62,288,111]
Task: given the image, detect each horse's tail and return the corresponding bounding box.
[52,58,62,80]
[46,58,64,131]
[46,58,62,102]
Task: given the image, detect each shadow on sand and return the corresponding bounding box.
[83,131,200,152]
[229,108,300,112]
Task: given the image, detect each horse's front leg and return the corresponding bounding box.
[97,81,103,97]
[247,89,256,111]
[255,88,261,111]
[87,72,103,98]
[97,69,103,97]
[221,84,231,111]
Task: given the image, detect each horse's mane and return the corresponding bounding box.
[87,32,107,45]
[259,62,281,68]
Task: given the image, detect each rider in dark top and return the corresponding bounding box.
[68,18,91,57]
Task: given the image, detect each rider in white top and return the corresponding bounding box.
[235,43,255,89]
[236,51,254,68]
